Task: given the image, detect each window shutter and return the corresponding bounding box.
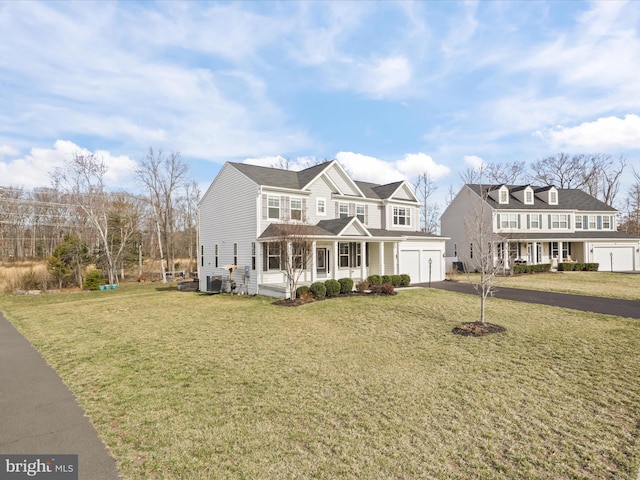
[262,244,268,271]
[539,215,542,229]
[262,194,267,219]
[496,213,501,229]
[335,202,339,217]
[349,203,355,216]
[301,198,307,221]
[517,214,521,229]
[548,215,551,229]
[526,214,530,229]
[364,205,369,224]
[597,216,602,230]
[567,216,571,229]
[583,215,588,230]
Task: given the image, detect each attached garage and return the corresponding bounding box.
[398,239,446,283]
[592,246,636,272]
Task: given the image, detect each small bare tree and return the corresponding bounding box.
[413,171,439,233]
[269,223,315,299]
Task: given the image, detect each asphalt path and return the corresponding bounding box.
[0,312,122,480]
[422,280,640,319]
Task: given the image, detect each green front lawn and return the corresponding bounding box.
[1,284,639,479]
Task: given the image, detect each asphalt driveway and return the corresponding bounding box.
[422,281,640,319]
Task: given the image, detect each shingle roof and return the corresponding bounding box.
[467,184,616,212]
[230,161,410,201]
[505,231,638,241]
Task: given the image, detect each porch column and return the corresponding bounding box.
[333,241,339,279]
[503,240,509,269]
[393,242,399,274]
[379,241,385,276]
[558,241,564,262]
[532,242,537,264]
[286,241,293,298]
[360,241,367,280]
[311,240,317,283]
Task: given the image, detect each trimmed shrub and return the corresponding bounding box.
[559,262,599,272]
[324,279,341,297]
[356,279,370,293]
[296,285,311,298]
[399,274,411,286]
[309,281,326,299]
[381,275,393,285]
[370,283,395,295]
[338,277,354,294]
[367,274,382,286]
[83,270,104,291]
[512,263,552,274]
[586,263,599,271]
[390,275,402,287]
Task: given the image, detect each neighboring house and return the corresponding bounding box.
[198,160,446,297]
[441,184,640,272]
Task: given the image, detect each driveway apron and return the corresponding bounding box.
[423,281,640,319]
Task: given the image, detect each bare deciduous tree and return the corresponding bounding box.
[135,148,189,282]
[268,223,315,299]
[413,171,439,233]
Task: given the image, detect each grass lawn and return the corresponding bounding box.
[1,284,639,479]
[450,271,640,300]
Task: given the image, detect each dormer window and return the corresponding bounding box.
[498,186,509,204]
[549,189,558,205]
[525,189,533,205]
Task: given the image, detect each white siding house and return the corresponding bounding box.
[198,160,447,297]
[441,184,640,272]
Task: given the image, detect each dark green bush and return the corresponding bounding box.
[338,277,354,294]
[324,279,341,297]
[399,274,411,287]
[296,285,311,298]
[83,270,104,290]
[390,275,402,286]
[367,274,382,285]
[370,284,395,295]
[558,262,599,272]
[381,275,393,285]
[512,264,552,274]
[586,263,599,271]
[309,282,326,299]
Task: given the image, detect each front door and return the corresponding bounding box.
[316,248,328,276]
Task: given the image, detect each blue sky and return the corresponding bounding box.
[1,1,639,207]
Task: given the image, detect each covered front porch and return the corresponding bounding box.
[492,238,587,269]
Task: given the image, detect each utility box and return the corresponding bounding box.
[244,265,250,277]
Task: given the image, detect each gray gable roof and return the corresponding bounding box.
[230,161,410,200]
[467,184,616,212]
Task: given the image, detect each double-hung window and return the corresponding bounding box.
[574,215,583,229]
[265,243,281,270]
[550,214,568,229]
[290,197,302,221]
[588,215,597,230]
[356,204,365,223]
[500,214,519,229]
[268,196,280,219]
[393,206,411,226]
[602,215,611,229]
[529,214,540,229]
[338,202,349,219]
[339,243,350,267]
[317,198,326,216]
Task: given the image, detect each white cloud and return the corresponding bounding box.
[0,140,137,189]
[534,114,640,150]
[463,155,484,169]
[335,151,450,184]
[356,56,413,97]
[0,144,19,158]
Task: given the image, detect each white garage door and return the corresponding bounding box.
[399,250,442,283]
[592,246,635,272]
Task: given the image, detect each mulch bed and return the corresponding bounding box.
[451,322,506,337]
[273,291,394,307]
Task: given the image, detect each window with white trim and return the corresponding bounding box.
[339,242,350,267]
[525,190,533,204]
[529,214,540,229]
[264,242,281,270]
[500,190,508,204]
[500,213,519,229]
[338,202,349,219]
[574,215,583,229]
[602,215,611,229]
[393,206,411,226]
[550,190,558,204]
[550,214,568,229]
[290,197,302,221]
[317,198,326,216]
[268,196,280,219]
[588,215,597,229]
[356,204,365,223]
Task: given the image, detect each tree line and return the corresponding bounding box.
[0,148,200,288]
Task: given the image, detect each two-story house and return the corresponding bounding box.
[198,160,446,297]
[441,184,640,272]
